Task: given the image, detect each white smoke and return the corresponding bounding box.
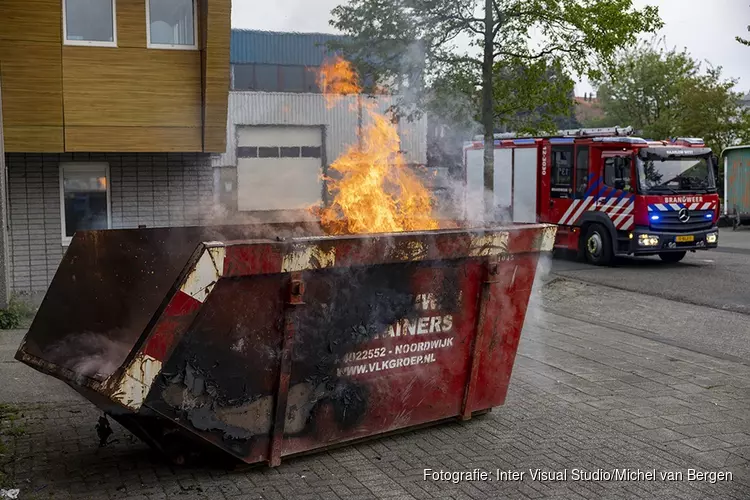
[44,331,132,382]
[526,252,553,327]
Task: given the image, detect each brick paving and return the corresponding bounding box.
[3,295,750,499]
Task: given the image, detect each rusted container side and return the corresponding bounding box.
[16,222,555,467]
[17,223,322,384]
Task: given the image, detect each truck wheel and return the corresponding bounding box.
[583,224,613,266]
[659,251,686,263]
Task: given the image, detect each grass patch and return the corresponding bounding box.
[0,403,25,439]
[0,404,22,489]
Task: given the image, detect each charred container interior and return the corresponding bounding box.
[16,221,556,467]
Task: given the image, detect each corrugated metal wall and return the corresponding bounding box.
[214,92,428,169]
[231,30,344,65]
[725,147,750,215]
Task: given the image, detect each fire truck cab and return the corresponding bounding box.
[464,127,720,265]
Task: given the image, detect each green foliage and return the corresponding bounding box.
[492,58,578,134]
[0,296,36,330]
[0,308,20,330]
[738,9,749,47]
[592,41,750,154]
[0,403,22,488]
[426,58,580,133]
[329,0,663,131]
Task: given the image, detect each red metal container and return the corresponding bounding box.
[16,222,555,466]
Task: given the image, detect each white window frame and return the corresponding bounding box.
[59,163,112,246]
[62,0,118,48]
[145,0,199,50]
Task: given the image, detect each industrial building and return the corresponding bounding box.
[212,29,428,221]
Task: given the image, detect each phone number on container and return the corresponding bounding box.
[342,348,387,363]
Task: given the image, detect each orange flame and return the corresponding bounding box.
[315,57,439,235]
[317,56,361,109]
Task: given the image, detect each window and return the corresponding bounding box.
[255,65,279,91]
[237,147,258,158]
[280,147,301,158]
[231,64,325,92]
[60,163,111,243]
[258,147,280,158]
[233,64,255,90]
[63,0,116,46]
[604,156,632,191]
[301,146,322,158]
[305,67,321,93]
[575,147,590,197]
[147,0,197,49]
[280,66,305,93]
[550,146,574,199]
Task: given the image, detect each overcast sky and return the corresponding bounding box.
[231,0,750,96]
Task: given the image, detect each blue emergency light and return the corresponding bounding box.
[650,215,660,221]
[705,213,713,219]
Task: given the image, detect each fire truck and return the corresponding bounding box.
[463,127,720,265]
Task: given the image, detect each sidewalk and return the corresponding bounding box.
[718,227,750,252]
[1,280,749,499]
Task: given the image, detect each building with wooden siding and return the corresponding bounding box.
[0,0,231,305]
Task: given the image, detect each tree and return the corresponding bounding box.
[492,58,580,133]
[738,7,749,46]
[594,42,698,139]
[592,42,750,154]
[329,0,662,217]
[427,58,580,135]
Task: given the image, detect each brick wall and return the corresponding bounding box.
[6,153,215,298]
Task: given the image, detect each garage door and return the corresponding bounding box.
[236,126,323,211]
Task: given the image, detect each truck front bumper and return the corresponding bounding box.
[628,226,719,255]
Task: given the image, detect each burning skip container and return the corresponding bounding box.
[16,222,555,466]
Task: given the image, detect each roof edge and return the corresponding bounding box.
[721,145,750,155]
[231,28,346,38]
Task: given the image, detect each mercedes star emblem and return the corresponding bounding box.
[678,208,691,223]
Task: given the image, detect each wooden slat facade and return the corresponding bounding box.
[65,126,204,152]
[202,0,231,153]
[0,0,230,153]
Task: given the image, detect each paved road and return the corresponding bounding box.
[3,231,750,499]
[2,275,750,498]
[551,228,750,316]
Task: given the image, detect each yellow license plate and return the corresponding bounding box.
[676,235,695,243]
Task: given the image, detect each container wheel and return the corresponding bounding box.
[583,224,613,266]
[162,436,188,466]
[659,251,687,263]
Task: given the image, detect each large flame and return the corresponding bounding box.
[314,56,439,235]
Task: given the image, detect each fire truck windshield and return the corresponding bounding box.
[636,155,716,194]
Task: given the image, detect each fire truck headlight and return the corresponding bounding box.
[638,234,660,247]
[706,233,718,244]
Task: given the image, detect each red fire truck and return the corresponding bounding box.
[463,127,720,265]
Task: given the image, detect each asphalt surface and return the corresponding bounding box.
[551,228,750,316]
